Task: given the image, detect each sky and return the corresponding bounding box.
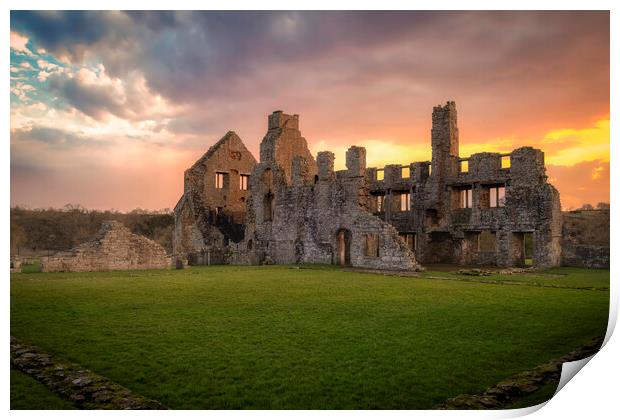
[10,11,609,211]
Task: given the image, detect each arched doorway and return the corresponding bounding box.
[336,228,351,266]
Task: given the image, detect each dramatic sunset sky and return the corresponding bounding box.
[10,11,609,211]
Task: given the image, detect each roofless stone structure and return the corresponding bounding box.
[173,101,606,270]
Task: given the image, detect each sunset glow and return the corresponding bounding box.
[10,11,609,211]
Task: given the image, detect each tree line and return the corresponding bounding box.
[11,204,174,256]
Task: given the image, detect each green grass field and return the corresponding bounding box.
[10,265,609,409]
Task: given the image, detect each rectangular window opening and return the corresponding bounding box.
[501,155,511,169]
[401,167,410,179]
[489,185,506,208]
[399,192,411,211]
[399,233,416,251]
[376,169,384,181]
[459,187,473,208]
[479,230,496,252]
[215,172,227,189]
[364,234,380,257]
[460,160,469,173]
[375,195,385,213]
[240,174,250,191]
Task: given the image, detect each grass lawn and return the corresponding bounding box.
[10,265,609,409]
[421,267,610,289]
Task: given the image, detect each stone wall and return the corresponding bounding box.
[41,221,170,272]
[561,209,610,268]
[170,102,603,271]
[367,102,563,268]
[172,131,257,261]
[243,111,421,271]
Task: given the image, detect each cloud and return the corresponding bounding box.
[10,31,32,55]
[37,71,51,82]
[47,66,181,122]
[9,11,610,210]
[36,58,57,70]
[11,125,94,148]
[547,160,609,209]
[11,11,134,62]
[11,82,36,101]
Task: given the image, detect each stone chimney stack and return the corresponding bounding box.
[346,146,367,177]
[317,151,335,181]
[431,101,459,178]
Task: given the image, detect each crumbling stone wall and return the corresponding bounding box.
[172,102,594,270]
[243,112,421,271]
[367,102,563,268]
[41,221,170,272]
[561,209,609,268]
[172,131,256,263]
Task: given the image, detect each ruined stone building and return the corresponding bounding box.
[173,131,256,264]
[42,221,170,272]
[173,101,604,270]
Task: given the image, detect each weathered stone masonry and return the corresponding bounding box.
[561,209,609,268]
[41,221,170,272]
[173,101,606,270]
[173,131,256,265]
[242,112,421,270]
[367,102,562,268]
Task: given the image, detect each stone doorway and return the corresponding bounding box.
[511,232,534,267]
[336,228,351,266]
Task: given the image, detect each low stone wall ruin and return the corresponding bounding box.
[41,221,170,272]
[561,210,609,269]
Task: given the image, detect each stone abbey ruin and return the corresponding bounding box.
[173,101,609,270]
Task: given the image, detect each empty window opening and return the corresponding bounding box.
[428,164,432,175]
[240,174,250,190]
[364,234,380,257]
[426,209,439,226]
[501,155,511,169]
[215,172,227,189]
[459,187,473,208]
[375,194,385,212]
[263,193,274,222]
[336,229,352,266]
[314,174,319,184]
[489,185,506,207]
[399,192,411,211]
[214,206,223,221]
[523,232,534,266]
[247,239,253,250]
[401,167,410,179]
[460,160,469,173]
[376,169,384,181]
[399,233,416,251]
[512,232,534,267]
[479,231,496,252]
[465,231,480,251]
